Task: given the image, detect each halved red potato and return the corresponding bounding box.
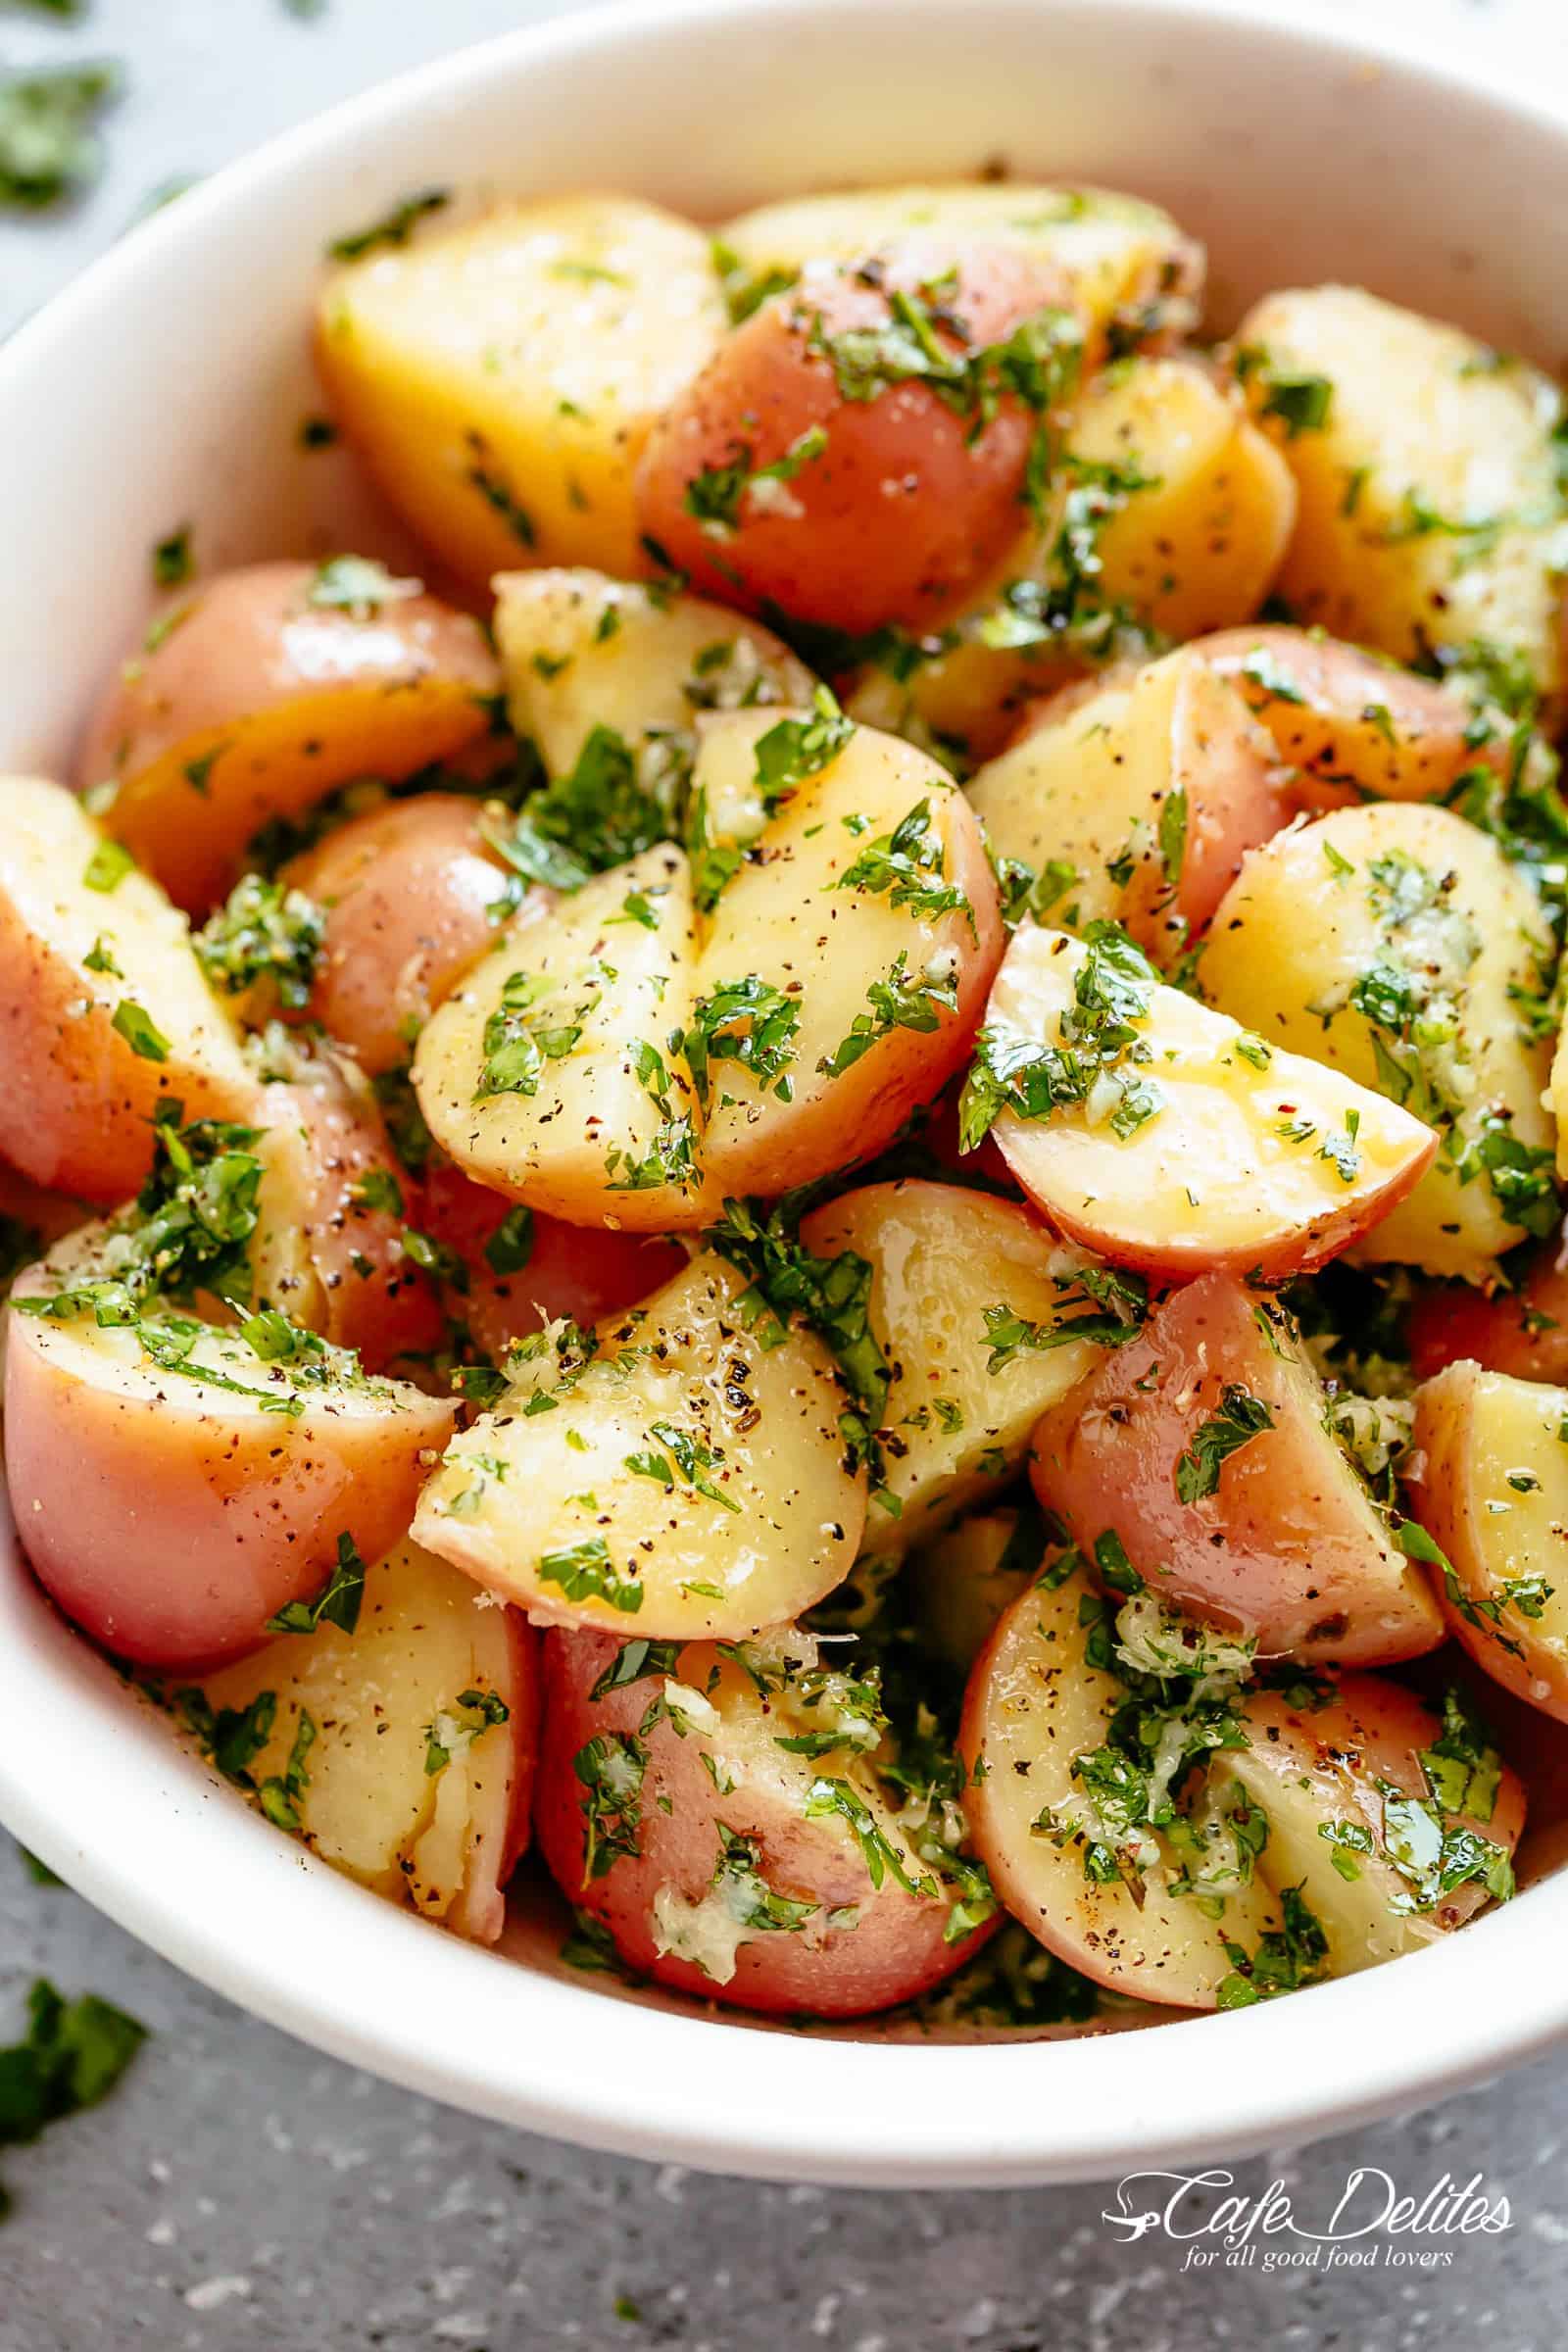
[414,1251,864,1640]
[494,568,814,782]
[635,238,1081,636]
[537,1624,994,2015]
[0,1164,91,1294]
[414,712,1003,1228]
[248,1056,445,1371]
[5,1233,457,1667]
[420,1159,683,1363]
[1198,626,1508,808]
[1412,1362,1568,1722]
[193,1539,537,1943]
[1032,1272,1443,1664]
[281,795,517,1075]
[797,1180,1129,1555]
[1201,802,1558,1280]
[966,648,1293,965]
[0,775,257,1203]
[79,561,499,913]
[1408,1233,1568,1386]
[975,924,1437,1281]
[960,1565,1521,2006]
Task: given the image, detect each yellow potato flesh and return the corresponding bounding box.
[1237,285,1568,706]
[413,714,992,1226]
[197,1540,524,1938]
[986,925,1436,1280]
[1069,357,1296,641]
[494,568,813,778]
[316,194,727,585]
[908,1510,1035,1675]
[961,1569,1279,2006]
[1414,1361,1568,1720]
[1201,801,1556,1278]
[413,1252,865,1640]
[798,1180,1107,1555]
[715,182,1202,357]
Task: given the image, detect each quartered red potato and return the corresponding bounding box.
[7,171,1565,2025]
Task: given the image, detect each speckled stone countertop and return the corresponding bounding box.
[4,2,1568,2345]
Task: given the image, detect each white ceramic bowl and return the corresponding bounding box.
[5,0,1568,2187]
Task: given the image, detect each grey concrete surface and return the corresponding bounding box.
[3,2,1568,2346]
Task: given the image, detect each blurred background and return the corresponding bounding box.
[3,3,1566,2347]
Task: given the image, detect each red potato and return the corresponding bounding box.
[1412,1362,1568,1723]
[197,1539,537,1944]
[251,1058,446,1371]
[635,240,1080,636]
[4,1253,457,1668]
[78,562,500,913]
[420,1159,683,1363]
[1032,1272,1444,1665]
[1197,625,1506,808]
[980,924,1438,1282]
[1407,1233,1568,1386]
[537,1626,994,2016]
[0,1164,91,1278]
[0,776,259,1204]
[971,650,1294,967]
[960,1567,1521,2007]
[282,795,520,1075]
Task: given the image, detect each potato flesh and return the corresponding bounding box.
[798,1180,1109,1555]
[414,1252,865,1639]
[909,1510,1035,1674]
[1201,801,1556,1278]
[1031,1271,1443,1665]
[0,776,255,1200]
[494,568,814,780]
[316,195,727,584]
[1237,285,1568,706]
[714,182,1201,357]
[197,1540,533,1942]
[960,1570,1278,2006]
[961,1572,1521,2004]
[966,649,1289,961]
[413,714,999,1225]
[985,924,1437,1279]
[1069,358,1296,641]
[1413,1361,1568,1721]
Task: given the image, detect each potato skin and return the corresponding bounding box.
[1407,1238,1568,1387]
[0,776,257,1204]
[635,240,1077,636]
[80,563,499,912]
[4,1276,457,1669]
[536,1626,993,2016]
[1031,1272,1443,1665]
[420,1159,683,1363]
[284,795,516,1075]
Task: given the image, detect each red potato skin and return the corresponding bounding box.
[1196,626,1505,809]
[0,1164,91,1259]
[1031,1272,1445,1665]
[261,1067,446,1370]
[536,1627,994,2017]
[1407,1234,1568,1386]
[3,1288,458,1669]
[0,920,259,1208]
[283,796,522,1076]
[421,1160,684,1362]
[77,562,500,913]
[635,241,1077,636]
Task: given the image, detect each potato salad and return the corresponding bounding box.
[13,170,1568,2032]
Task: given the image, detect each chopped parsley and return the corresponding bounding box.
[1174,1387,1275,1502]
[1215,1885,1330,2005]
[265,1532,368,1637]
[753,684,855,802]
[195,873,324,1008]
[833,798,973,931]
[306,554,420,616]
[326,184,449,260]
[575,1732,648,1877]
[540,1536,644,1616]
[0,1979,147,2214]
[959,922,1159,1150]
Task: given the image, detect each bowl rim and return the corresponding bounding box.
[4,0,1568,2187]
